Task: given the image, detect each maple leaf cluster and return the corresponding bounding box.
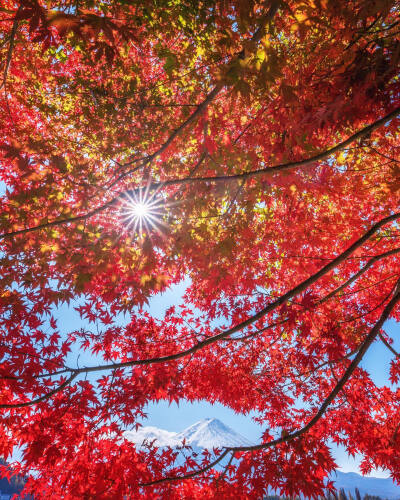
[0,0,399,498]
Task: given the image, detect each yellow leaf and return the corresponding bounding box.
[40,243,59,253]
[140,274,152,286]
[294,12,308,23]
[337,152,346,165]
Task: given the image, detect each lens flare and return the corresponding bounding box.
[119,186,167,236]
[132,202,149,218]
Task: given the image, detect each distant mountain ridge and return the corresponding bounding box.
[333,471,400,499]
[124,418,400,499]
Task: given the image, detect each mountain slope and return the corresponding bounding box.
[124,419,400,498]
[175,418,253,449]
[333,471,400,499]
[124,418,253,449]
[124,425,178,447]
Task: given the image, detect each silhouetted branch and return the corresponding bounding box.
[1,106,398,241]
[3,213,399,408]
[144,283,400,484]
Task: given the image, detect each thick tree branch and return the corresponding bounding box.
[153,106,400,185]
[66,212,400,373]
[143,282,400,485]
[225,282,400,452]
[1,106,398,242]
[320,247,400,303]
[225,246,400,343]
[2,211,399,411]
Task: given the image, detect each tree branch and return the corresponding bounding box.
[2,211,398,411]
[0,372,78,409]
[66,211,400,374]
[0,8,19,90]
[141,448,231,486]
[320,247,400,303]
[107,2,279,186]
[378,332,400,357]
[152,105,400,186]
[225,282,400,452]
[1,106,398,242]
[143,282,400,485]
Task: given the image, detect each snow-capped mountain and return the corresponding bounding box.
[124,425,178,448]
[125,418,400,498]
[124,418,253,449]
[175,418,253,449]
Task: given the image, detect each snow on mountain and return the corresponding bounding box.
[124,425,178,448]
[124,419,400,498]
[333,471,400,499]
[175,418,253,449]
[124,418,253,449]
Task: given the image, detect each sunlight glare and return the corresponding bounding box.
[131,202,150,218]
[119,186,169,237]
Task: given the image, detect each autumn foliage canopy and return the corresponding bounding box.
[0,0,400,498]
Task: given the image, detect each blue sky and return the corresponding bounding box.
[135,283,400,479]
[2,168,398,478]
[54,280,400,479]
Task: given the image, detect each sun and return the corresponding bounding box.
[131,202,150,218]
[119,186,167,236]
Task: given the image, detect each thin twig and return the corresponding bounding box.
[0,8,19,90]
[1,106,398,242]
[2,212,399,408]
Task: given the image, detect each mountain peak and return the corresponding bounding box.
[124,418,253,450]
[123,419,400,499]
[175,418,252,449]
